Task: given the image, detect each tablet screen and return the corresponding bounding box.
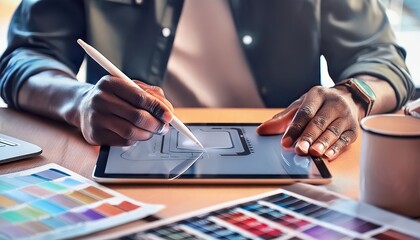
[95,124,331,183]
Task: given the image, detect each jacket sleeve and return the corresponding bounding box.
[0,0,86,109]
[321,0,414,110]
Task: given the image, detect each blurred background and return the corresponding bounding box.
[0,0,419,107]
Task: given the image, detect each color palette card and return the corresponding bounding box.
[0,164,164,240]
[109,187,420,240]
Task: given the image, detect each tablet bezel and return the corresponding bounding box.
[93,123,332,184]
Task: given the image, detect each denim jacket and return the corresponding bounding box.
[0,0,414,108]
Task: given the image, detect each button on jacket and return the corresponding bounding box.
[0,0,414,109]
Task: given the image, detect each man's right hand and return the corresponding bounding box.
[78,75,174,145]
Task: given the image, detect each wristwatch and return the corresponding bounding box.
[336,78,376,117]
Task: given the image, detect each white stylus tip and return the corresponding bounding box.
[77,39,85,47]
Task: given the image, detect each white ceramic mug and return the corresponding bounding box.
[360,114,420,217]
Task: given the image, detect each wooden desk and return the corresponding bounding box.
[0,107,361,237]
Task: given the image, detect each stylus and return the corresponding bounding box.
[77,39,204,149]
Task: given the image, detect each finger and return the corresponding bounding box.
[83,115,137,146]
[89,129,136,146]
[307,118,347,156]
[323,129,357,161]
[135,81,164,96]
[97,76,173,123]
[93,92,168,134]
[144,88,174,113]
[116,108,169,135]
[134,81,174,112]
[271,99,302,120]
[256,100,301,135]
[99,114,155,142]
[294,102,339,155]
[282,86,325,148]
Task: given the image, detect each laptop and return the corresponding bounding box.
[0,133,42,164]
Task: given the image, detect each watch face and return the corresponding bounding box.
[348,78,376,117]
[352,78,376,101]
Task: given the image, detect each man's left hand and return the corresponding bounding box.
[257,85,365,161]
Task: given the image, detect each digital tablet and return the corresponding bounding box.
[93,123,332,184]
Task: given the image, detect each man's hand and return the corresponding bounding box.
[257,85,365,161]
[78,75,174,145]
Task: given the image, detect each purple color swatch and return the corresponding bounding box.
[81,209,105,220]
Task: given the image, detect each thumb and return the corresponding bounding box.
[256,102,300,135]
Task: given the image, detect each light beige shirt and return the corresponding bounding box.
[162,0,264,108]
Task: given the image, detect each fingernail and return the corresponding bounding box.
[312,143,325,155]
[325,149,335,159]
[161,125,170,135]
[296,141,310,154]
[282,136,293,147]
[156,124,168,135]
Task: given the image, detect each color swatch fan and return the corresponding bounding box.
[109,188,420,240]
[0,164,163,240]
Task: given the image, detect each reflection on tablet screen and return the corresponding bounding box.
[178,130,233,149]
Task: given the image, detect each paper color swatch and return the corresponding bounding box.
[0,164,163,240]
[116,189,420,240]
